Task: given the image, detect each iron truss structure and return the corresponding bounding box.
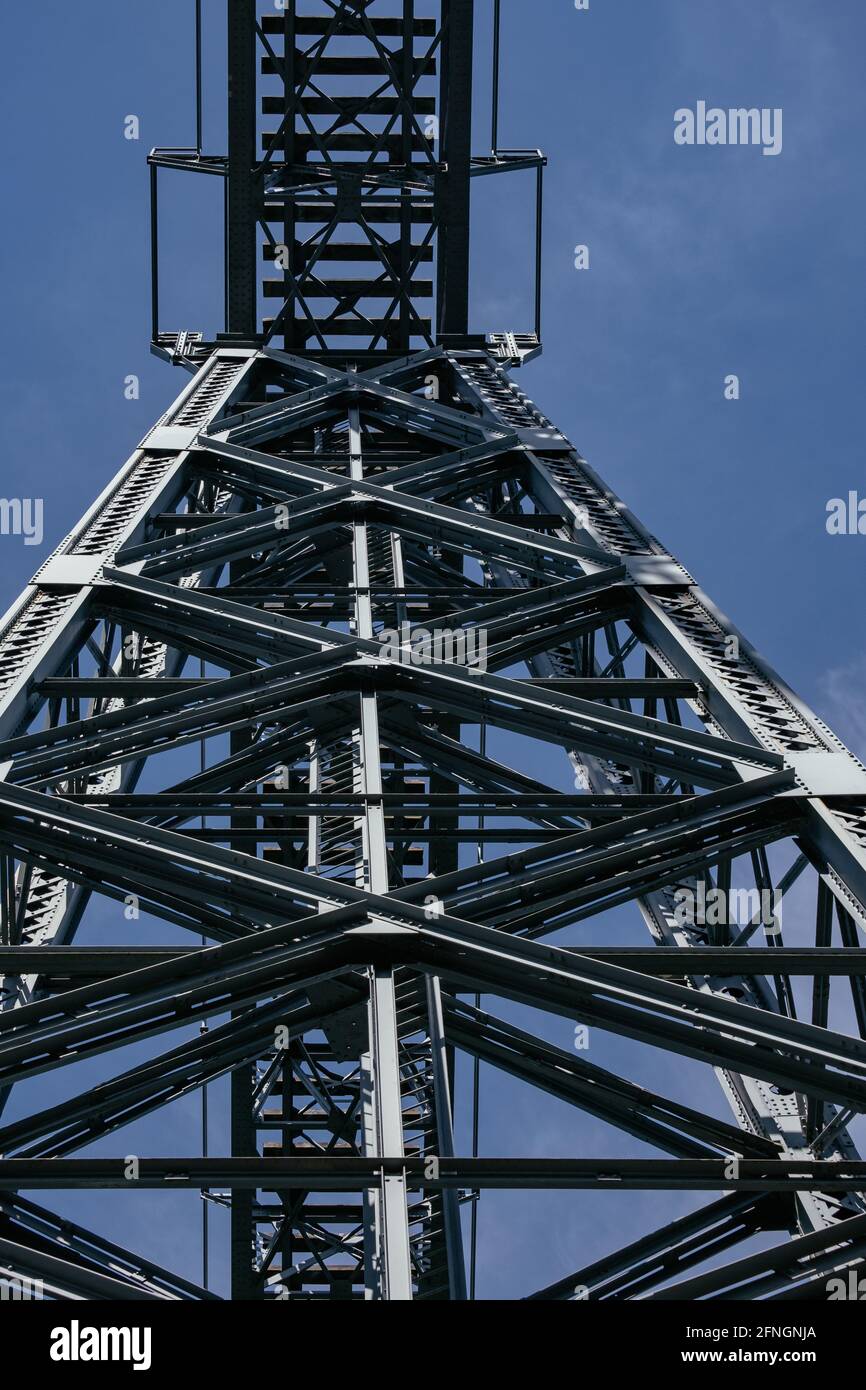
[1,0,865,1303]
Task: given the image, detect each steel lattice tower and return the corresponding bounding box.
[1,0,866,1303]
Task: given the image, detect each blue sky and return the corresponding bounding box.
[1,0,865,1300]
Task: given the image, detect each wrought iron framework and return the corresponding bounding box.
[1,0,865,1302]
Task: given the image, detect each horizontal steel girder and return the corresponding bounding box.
[0,1157,864,1192]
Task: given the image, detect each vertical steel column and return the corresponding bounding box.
[226,0,262,1274]
[230,1056,258,1299]
[348,408,414,1300]
[437,0,474,341]
[149,164,159,343]
[195,0,203,153]
[227,0,257,337]
[229,543,259,1300]
[426,975,468,1299]
[281,1,297,353]
[491,0,501,152]
[0,856,15,947]
[398,0,415,352]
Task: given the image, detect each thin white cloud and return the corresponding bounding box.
[820,656,866,762]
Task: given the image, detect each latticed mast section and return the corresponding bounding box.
[1,1,866,1304]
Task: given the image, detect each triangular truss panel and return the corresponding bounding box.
[1,1,865,1303]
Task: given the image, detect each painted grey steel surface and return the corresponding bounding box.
[0,0,864,1302]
